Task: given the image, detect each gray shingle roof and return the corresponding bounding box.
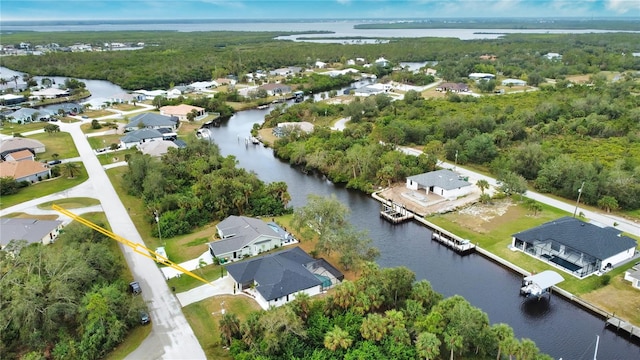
[513,216,637,260]
[127,113,177,128]
[225,247,322,301]
[0,218,62,246]
[120,128,164,143]
[209,216,280,256]
[407,169,471,190]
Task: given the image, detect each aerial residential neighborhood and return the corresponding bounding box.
[1,9,640,360]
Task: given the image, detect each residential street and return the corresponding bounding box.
[398,146,640,237]
[1,112,206,359]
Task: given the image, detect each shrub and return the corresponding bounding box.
[600,274,611,286]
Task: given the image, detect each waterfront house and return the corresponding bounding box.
[0,94,26,106]
[259,83,292,97]
[124,113,178,132]
[6,108,51,123]
[512,217,637,278]
[624,264,640,289]
[272,122,315,137]
[30,87,69,100]
[160,104,205,121]
[208,215,295,262]
[119,128,165,149]
[406,169,472,200]
[225,246,343,309]
[0,218,64,249]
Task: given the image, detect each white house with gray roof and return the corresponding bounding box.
[120,128,165,149]
[6,108,52,123]
[512,217,637,278]
[125,113,178,132]
[406,169,472,200]
[0,218,64,249]
[225,246,343,309]
[209,215,293,262]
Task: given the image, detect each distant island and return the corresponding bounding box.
[354,18,640,31]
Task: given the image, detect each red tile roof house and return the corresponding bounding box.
[0,159,51,182]
[160,104,206,121]
[4,149,35,162]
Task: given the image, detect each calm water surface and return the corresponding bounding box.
[210,108,640,360]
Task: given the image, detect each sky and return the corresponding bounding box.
[1,0,639,21]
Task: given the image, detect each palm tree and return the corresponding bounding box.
[476,179,489,194]
[218,312,241,347]
[324,325,352,351]
[492,323,514,360]
[63,162,80,178]
[444,330,463,360]
[0,77,7,89]
[11,75,20,89]
[416,332,441,360]
[597,196,619,213]
[360,313,388,342]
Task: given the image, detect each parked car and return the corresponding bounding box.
[47,160,62,165]
[129,281,141,295]
[140,310,150,325]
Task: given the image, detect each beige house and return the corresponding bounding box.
[0,218,64,248]
[160,104,205,121]
[0,159,51,182]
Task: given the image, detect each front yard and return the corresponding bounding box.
[29,131,79,160]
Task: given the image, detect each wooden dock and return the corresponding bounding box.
[606,317,640,340]
[431,231,476,254]
[380,200,413,224]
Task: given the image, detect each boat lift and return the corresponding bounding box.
[520,270,564,300]
[52,204,214,287]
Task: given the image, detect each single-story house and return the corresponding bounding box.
[425,68,437,76]
[30,88,69,99]
[272,121,315,137]
[119,128,165,149]
[209,215,295,261]
[4,149,34,162]
[6,108,51,123]
[225,246,344,309]
[109,92,144,104]
[160,104,205,121]
[43,103,81,116]
[0,138,46,155]
[320,68,360,77]
[124,113,178,132]
[375,57,389,66]
[138,139,179,157]
[189,81,219,91]
[315,61,327,68]
[167,86,193,99]
[512,217,637,278]
[624,264,640,289]
[0,94,26,105]
[132,89,167,100]
[502,79,527,86]
[269,67,302,77]
[0,218,64,249]
[259,83,292,97]
[406,169,472,200]
[544,52,563,60]
[0,159,51,182]
[435,82,469,93]
[469,73,496,81]
[354,83,391,97]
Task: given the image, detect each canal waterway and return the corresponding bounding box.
[3,66,639,359]
[209,108,640,360]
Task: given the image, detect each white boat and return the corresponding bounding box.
[196,128,211,139]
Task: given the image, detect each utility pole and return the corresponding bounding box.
[573,181,585,218]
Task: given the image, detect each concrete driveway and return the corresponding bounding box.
[1,109,206,359]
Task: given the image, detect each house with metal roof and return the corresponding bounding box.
[209,215,294,262]
[406,169,472,200]
[119,128,165,149]
[512,217,637,278]
[124,113,178,132]
[225,246,343,309]
[0,218,64,249]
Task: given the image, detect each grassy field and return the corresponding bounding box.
[106,166,154,242]
[167,264,226,293]
[0,122,47,135]
[83,109,117,118]
[183,295,262,360]
[88,134,122,149]
[427,197,640,325]
[0,165,89,209]
[29,131,80,160]
[37,197,101,209]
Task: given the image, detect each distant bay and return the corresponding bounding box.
[1,19,637,41]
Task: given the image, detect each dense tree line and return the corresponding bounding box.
[2,32,638,89]
[224,263,551,359]
[268,77,640,210]
[0,223,145,360]
[122,137,291,238]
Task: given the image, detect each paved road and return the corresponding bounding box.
[398,146,640,237]
[1,110,206,359]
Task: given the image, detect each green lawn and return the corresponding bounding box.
[106,166,154,241]
[29,131,79,160]
[167,264,226,293]
[0,122,47,135]
[37,197,101,209]
[0,165,89,210]
[88,134,123,150]
[183,295,262,360]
